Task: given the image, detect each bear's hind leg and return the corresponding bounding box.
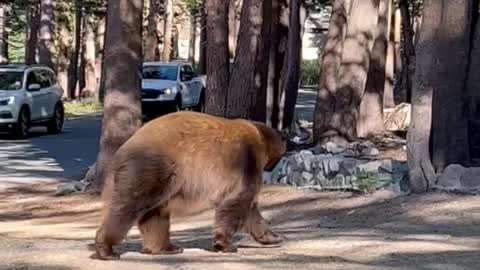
[138,206,183,255]
[91,208,136,260]
[244,203,284,245]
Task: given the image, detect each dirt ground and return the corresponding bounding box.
[0,182,479,270]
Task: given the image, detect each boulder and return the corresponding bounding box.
[436,164,467,189]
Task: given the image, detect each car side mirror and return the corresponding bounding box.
[28,83,41,91]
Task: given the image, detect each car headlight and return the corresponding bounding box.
[0,96,14,106]
[164,88,172,95]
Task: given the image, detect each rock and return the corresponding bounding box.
[361,147,380,157]
[324,141,346,154]
[384,103,411,131]
[356,161,383,174]
[460,167,480,189]
[436,164,467,188]
[339,158,361,176]
[302,171,314,182]
[55,181,85,196]
[300,150,314,172]
[269,157,287,183]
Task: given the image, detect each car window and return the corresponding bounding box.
[0,71,24,91]
[184,65,196,77]
[142,65,177,81]
[34,70,52,89]
[26,71,39,88]
[46,70,57,85]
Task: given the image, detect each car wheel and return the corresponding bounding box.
[47,103,64,134]
[14,107,30,139]
[193,91,205,113]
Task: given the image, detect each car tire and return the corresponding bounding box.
[193,90,205,113]
[14,107,30,139]
[47,102,64,134]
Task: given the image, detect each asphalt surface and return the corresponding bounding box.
[0,89,317,185]
[0,117,101,184]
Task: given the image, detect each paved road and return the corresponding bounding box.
[0,89,317,185]
[0,117,101,184]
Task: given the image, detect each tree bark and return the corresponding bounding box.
[226,0,267,119]
[204,0,229,116]
[81,13,97,97]
[383,0,394,109]
[96,13,106,92]
[431,0,471,172]
[0,4,7,64]
[91,0,144,191]
[188,13,197,63]
[266,0,282,128]
[399,0,415,104]
[322,0,379,144]
[277,0,306,130]
[144,0,162,61]
[253,0,272,122]
[198,0,207,74]
[38,0,55,69]
[68,0,82,99]
[357,0,389,138]
[406,0,440,193]
[466,2,480,161]
[56,17,70,99]
[25,4,40,65]
[313,0,351,143]
[162,0,174,61]
[228,0,237,59]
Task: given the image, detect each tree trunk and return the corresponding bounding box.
[162,0,173,61]
[357,0,390,138]
[313,0,351,143]
[228,0,236,59]
[406,0,440,193]
[96,13,106,93]
[57,19,70,98]
[277,0,306,130]
[188,13,197,63]
[198,0,207,74]
[431,0,471,172]
[383,0,394,109]
[321,0,379,144]
[399,0,415,104]
[466,3,480,162]
[25,4,40,65]
[144,0,161,61]
[81,13,97,97]
[68,1,82,99]
[226,0,267,119]
[91,0,144,191]
[0,4,7,64]
[253,0,272,122]
[204,0,229,116]
[266,0,281,128]
[38,0,55,69]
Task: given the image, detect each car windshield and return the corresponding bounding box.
[142,65,177,81]
[0,71,24,91]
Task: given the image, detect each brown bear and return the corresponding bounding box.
[90,111,286,260]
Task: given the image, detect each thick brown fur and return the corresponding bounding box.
[90,111,286,260]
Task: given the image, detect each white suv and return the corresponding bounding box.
[0,64,64,138]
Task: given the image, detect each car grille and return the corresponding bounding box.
[142,89,162,99]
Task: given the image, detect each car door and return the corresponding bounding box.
[184,65,202,105]
[25,70,43,120]
[33,69,54,119]
[179,65,194,107]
